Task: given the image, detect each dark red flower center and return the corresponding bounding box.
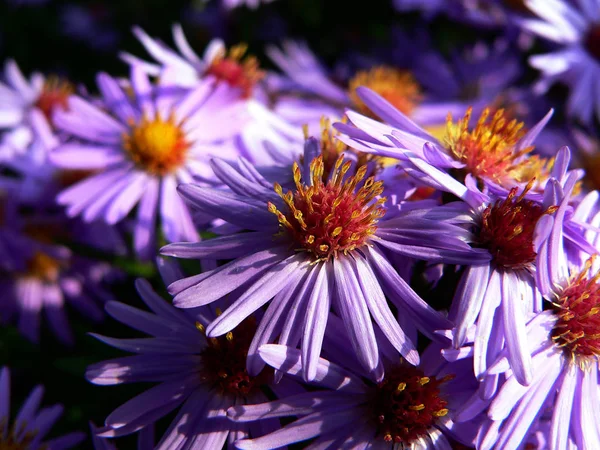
[477,183,555,269]
[198,317,268,397]
[369,366,452,444]
[504,0,529,12]
[268,156,386,261]
[204,44,264,98]
[584,25,600,63]
[552,258,600,361]
[34,78,73,123]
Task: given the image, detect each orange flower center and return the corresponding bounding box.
[24,251,61,283]
[552,257,600,363]
[348,67,422,118]
[205,44,264,98]
[123,115,188,175]
[370,365,452,444]
[444,107,538,184]
[268,155,385,261]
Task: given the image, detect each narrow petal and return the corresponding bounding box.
[452,264,490,348]
[172,248,287,308]
[333,256,379,373]
[227,392,362,422]
[235,409,359,450]
[161,232,273,260]
[258,345,367,393]
[206,254,307,336]
[354,254,419,365]
[302,263,331,381]
[550,364,577,450]
[501,271,533,386]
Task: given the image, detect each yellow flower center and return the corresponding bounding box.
[123,115,188,175]
[348,67,422,118]
[301,118,382,182]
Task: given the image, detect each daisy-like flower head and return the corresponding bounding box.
[347,66,423,118]
[122,25,264,96]
[448,165,598,449]
[50,67,247,259]
[228,341,482,449]
[266,41,471,132]
[476,258,600,449]
[521,0,600,124]
[0,213,123,345]
[161,131,489,382]
[345,128,585,389]
[268,154,385,262]
[337,87,555,192]
[0,367,85,449]
[0,60,70,162]
[86,276,296,449]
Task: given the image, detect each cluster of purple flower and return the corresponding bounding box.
[2,0,600,449]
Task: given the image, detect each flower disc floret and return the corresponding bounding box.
[369,366,452,444]
[35,77,74,122]
[123,114,188,175]
[268,156,386,261]
[205,43,264,98]
[552,258,600,362]
[477,182,555,269]
[444,107,533,183]
[585,25,600,62]
[348,66,422,118]
[198,317,268,397]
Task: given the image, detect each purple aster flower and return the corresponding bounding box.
[0,60,68,162]
[442,167,599,448]
[266,41,470,132]
[337,87,557,194]
[340,94,590,385]
[228,342,482,449]
[0,367,85,449]
[0,213,123,345]
[161,132,489,382]
[121,25,265,97]
[50,67,246,259]
[477,288,600,447]
[520,0,600,124]
[86,276,299,448]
